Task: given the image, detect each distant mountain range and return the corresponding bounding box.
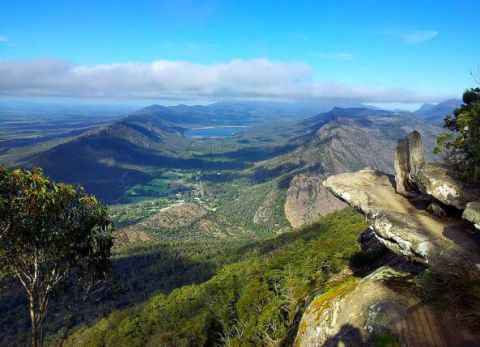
[413,99,462,125]
[6,101,453,202]
[129,100,372,127]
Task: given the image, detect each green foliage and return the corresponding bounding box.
[62,208,367,347]
[0,166,114,346]
[435,87,480,182]
[370,333,401,347]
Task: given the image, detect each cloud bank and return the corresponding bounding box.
[0,58,448,103]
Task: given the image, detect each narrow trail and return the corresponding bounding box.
[394,297,480,347]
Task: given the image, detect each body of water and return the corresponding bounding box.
[184,126,250,138]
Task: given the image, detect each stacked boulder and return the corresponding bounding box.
[393,130,480,228]
[324,131,480,277]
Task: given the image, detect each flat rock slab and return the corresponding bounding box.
[324,168,480,277]
[413,163,480,209]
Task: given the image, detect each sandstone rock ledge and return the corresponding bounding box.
[323,168,480,276]
[413,163,480,210]
[294,260,480,347]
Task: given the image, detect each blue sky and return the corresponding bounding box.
[0,0,479,105]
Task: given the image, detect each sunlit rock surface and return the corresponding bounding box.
[394,130,425,196]
[324,168,480,276]
[413,162,480,210]
[294,260,480,347]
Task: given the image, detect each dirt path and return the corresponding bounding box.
[395,297,480,347]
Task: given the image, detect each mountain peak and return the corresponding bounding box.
[414,99,462,124]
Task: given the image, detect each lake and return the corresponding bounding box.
[184,126,251,138]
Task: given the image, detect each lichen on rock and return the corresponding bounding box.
[413,162,480,209]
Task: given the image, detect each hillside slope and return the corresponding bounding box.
[17,116,188,201]
[250,108,442,179]
[58,208,367,347]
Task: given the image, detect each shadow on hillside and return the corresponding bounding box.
[195,143,298,162]
[0,244,217,346]
[28,134,255,202]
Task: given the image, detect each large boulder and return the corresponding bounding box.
[412,162,480,210]
[394,130,425,196]
[323,168,480,276]
[463,202,480,229]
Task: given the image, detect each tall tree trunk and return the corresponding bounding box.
[29,294,38,347]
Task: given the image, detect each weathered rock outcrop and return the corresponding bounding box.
[323,168,480,276]
[299,131,480,346]
[295,260,480,347]
[412,162,480,209]
[394,130,425,196]
[284,174,346,228]
[463,202,480,229]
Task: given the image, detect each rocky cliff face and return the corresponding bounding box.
[294,257,480,347]
[284,174,346,228]
[294,131,480,347]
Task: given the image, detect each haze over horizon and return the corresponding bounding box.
[1,0,479,108]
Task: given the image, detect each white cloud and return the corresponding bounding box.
[402,30,438,44]
[383,29,438,44]
[0,35,9,42]
[314,52,356,61]
[0,58,448,103]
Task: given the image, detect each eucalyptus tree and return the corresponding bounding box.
[0,167,114,347]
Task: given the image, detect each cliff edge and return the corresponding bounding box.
[294,131,480,347]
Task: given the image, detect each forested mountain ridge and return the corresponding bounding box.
[2,104,445,204]
[129,100,370,127]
